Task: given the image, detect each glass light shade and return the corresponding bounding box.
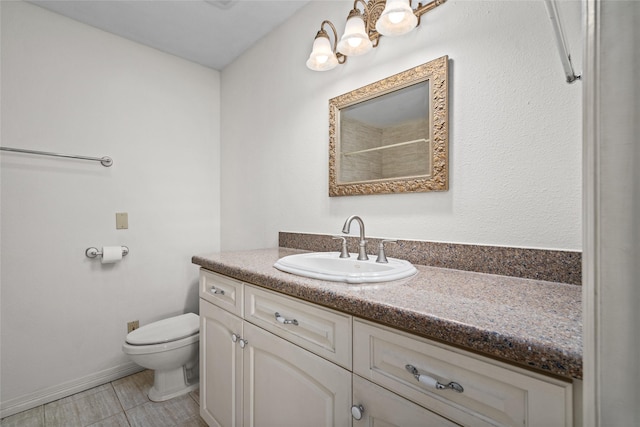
[337,14,373,56]
[306,35,338,71]
[375,0,418,37]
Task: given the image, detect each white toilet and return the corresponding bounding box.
[122,313,200,402]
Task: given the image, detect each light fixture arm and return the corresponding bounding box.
[352,0,369,16]
[354,0,368,9]
[333,0,383,50]
[348,0,368,19]
[358,0,383,46]
[414,0,447,18]
[320,20,347,64]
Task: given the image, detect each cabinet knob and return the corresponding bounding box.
[231,333,239,343]
[239,338,248,349]
[351,404,364,420]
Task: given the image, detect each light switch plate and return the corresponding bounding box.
[116,212,128,229]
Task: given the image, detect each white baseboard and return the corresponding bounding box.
[0,362,144,419]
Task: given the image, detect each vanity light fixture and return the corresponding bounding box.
[337,8,374,56]
[376,0,419,36]
[306,20,346,71]
[306,0,446,71]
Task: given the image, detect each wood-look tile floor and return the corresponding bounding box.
[1,370,206,427]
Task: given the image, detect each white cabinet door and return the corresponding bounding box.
[200,299,244,427]
[352,375,461,427]
[242,322,352,427]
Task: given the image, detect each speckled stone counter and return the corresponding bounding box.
[192,248,582,381]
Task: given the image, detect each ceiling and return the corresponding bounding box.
[28,0,311,70]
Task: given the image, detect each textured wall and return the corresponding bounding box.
[220,0,582,251]
[0,1,220,415]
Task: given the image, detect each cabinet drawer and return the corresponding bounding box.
[199,269,243,317]
[244,284,352,369]
[354,319,572,427]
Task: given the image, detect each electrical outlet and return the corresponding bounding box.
[127,320,139,333]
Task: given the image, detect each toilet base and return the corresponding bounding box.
[148,365,199,402]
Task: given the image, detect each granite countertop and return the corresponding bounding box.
[192,247,582,381]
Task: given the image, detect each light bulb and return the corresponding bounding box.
[388,11,405,24]
[337,11,372,56]
[307,33,339,71]
[348,38,362,48]
[376,0,418,37]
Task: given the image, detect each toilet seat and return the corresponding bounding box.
[122,333,199,355]
[126,313,199,345]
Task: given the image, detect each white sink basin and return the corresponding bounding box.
[274,252,417,284]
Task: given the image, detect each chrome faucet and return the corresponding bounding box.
[342,215,368,260]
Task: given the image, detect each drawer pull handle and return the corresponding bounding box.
[405,364,464,393]
[210,286,225,295]
[274,312,299,326]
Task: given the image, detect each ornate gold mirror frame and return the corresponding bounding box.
[329,55,449,196]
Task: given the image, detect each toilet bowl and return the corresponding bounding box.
[122,313,199,402]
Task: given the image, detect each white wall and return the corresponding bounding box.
[220,0,582,251]
[0,1,220,415]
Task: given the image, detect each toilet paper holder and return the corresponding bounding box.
[85,246,129,259]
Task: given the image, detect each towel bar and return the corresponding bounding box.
[1,146,113,167]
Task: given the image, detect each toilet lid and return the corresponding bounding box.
[126,313,199,345]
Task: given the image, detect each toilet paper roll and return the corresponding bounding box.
[101,246,123,264]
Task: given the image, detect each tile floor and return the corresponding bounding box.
[0,370,206,427]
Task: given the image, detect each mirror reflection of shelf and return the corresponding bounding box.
[342,138,429,157]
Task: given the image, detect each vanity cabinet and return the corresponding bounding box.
[353,319,573,427]
[199,270,351,427]
[199,268,574,427]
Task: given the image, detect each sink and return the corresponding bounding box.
[274,252,417,284]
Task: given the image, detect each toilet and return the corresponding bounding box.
[122,313,200,402]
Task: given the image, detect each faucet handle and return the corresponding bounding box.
[376,239,397,264]
[332,236,350,258]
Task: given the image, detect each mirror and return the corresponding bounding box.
[329,55,449,196]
